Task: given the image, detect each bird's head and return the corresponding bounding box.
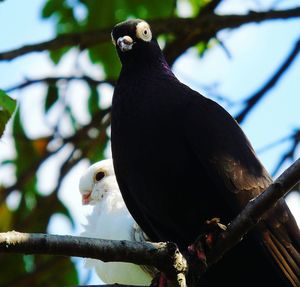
[111,19,162,66]
[79,159,118,205]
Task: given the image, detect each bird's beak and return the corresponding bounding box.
[82,191,92,205]
[117,36,134,52]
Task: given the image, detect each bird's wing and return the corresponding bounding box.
[183,89,300,285]
[183,92,271,207]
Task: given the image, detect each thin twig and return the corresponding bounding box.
[198,0,223,15]
[235,36,300,123]
[271,130,300,176]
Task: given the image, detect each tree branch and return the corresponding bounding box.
[5,76,115,93]
[0,7,299,62]
[0,232,187,287]
[1,158,300,286]
[271,129,300,176]
[235,36,300,123]
[198,0,223,15]
[164,7,300,64]
[0,28,111,61]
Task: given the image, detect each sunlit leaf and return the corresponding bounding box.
[195,41,209,57]
[41,0,65,19]
[0,90,16,115]
[190,0,216,15]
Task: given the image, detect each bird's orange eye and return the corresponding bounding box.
[95,171,105,181]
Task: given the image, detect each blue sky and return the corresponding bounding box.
[0,0,300,284]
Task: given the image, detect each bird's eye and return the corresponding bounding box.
[95,171,105,182]
[136,21,152,42]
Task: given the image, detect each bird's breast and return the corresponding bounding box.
[111,77,236,245]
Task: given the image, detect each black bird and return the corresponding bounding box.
[111,19,300,286]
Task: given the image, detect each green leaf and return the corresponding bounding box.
[41,0,65,19]
[0,110,10,137]
[0,90,16,137]
[195,41,208,57]
[0,90,16,115]
[188,0,212,16]
[45,84,59,112]
[49,46,71,64]
[0,202,13,231]
[88,86,99,115]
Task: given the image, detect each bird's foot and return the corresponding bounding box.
[187,218,227,273]
[203,217,227,248]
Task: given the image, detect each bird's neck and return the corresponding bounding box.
[101,190,125,212]
[120,48,175,80]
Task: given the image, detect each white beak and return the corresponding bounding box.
[117,36,134,52]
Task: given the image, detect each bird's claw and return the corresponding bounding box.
[187,217,227,272]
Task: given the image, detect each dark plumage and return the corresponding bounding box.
[111,19,300,286]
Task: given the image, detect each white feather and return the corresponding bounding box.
[79,159,153,285]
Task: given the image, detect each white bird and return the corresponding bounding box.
[79,159,154,285]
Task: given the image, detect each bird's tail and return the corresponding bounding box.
[262,199,300,287]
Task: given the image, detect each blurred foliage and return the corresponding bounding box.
[1,0,299,286]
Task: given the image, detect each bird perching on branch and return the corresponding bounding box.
[79,159,154,285]
[110,19,300,286]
